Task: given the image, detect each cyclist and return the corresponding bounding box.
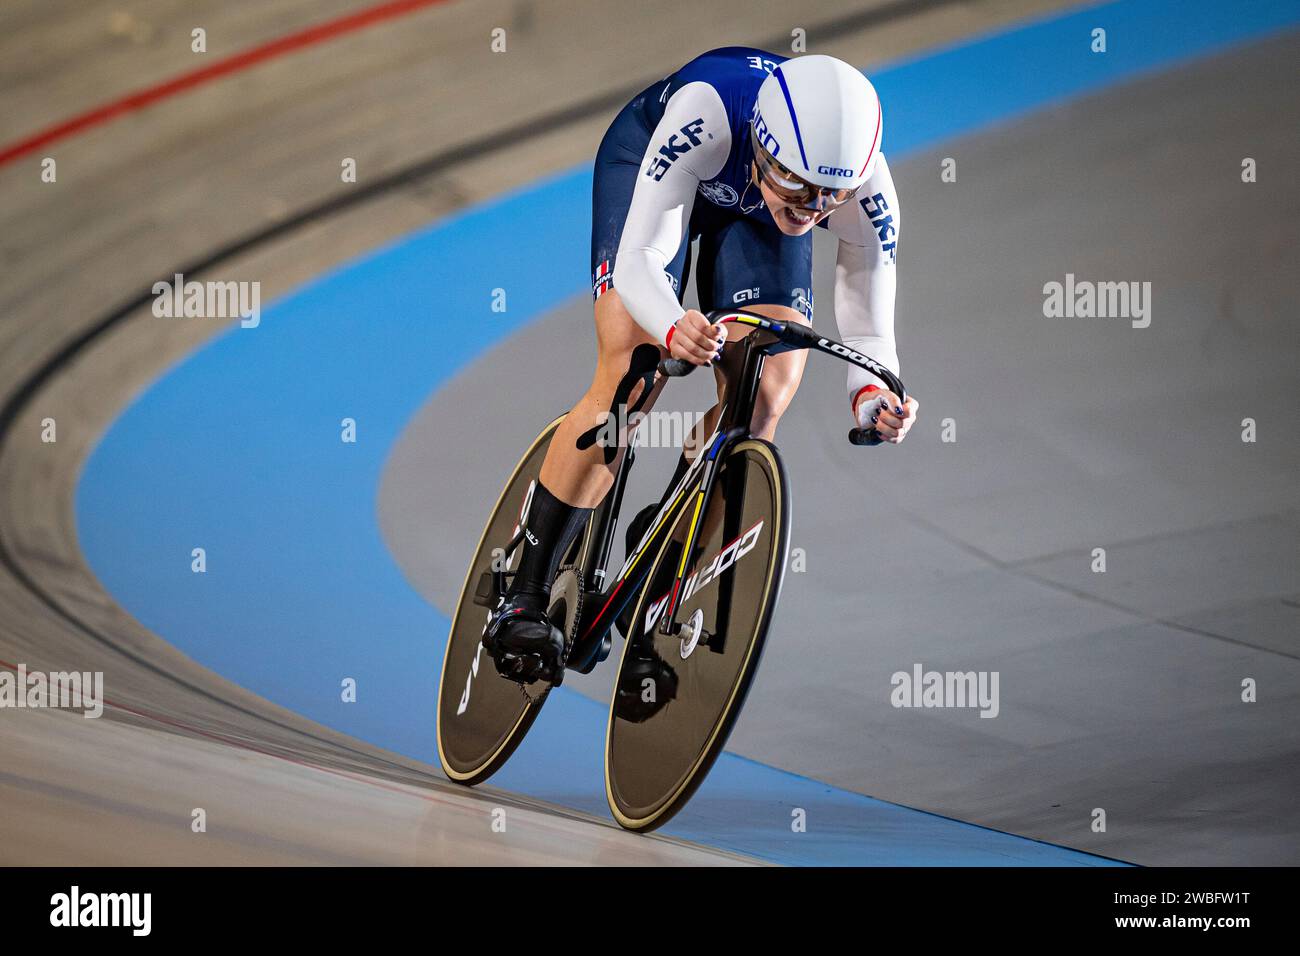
[483,47,919,677]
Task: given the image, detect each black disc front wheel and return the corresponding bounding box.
[604,438,790,830]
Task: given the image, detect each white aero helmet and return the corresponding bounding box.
[750,54,882,205]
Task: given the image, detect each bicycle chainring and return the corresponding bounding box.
[518,565,583,703]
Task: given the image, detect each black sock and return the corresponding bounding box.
[507,481,592,612]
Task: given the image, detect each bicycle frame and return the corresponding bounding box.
[567,308,906,661]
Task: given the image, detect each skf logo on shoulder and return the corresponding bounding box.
[645,118,707,181]
[859,192,897,263]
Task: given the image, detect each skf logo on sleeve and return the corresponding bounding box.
[859,192,898,263]
[645,118,707,181]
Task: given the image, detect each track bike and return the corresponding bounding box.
[436,308,906,830]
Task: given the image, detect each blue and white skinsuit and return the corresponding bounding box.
[590,46,902,407]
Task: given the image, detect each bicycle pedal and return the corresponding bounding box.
[492,649,545,685]
[490,632,566,687]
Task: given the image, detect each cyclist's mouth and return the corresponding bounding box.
[781,207,816,228]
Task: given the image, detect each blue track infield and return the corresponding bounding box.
[77,0,1299,864]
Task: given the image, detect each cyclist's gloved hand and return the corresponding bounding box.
[667,310,726,366]
[853,384,919,445]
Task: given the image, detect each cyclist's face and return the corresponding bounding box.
[755,168,830,236]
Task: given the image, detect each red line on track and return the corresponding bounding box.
[0,0,451,168]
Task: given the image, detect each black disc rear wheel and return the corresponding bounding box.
[436,416,595,785]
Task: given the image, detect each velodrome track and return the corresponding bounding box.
[2,0,1297,865]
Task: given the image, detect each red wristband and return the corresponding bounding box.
[851,383,882,412]
[664,324,676,350]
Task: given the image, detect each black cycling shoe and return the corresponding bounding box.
[482,596,566,685]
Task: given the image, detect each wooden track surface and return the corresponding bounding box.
[0,0,1079,864]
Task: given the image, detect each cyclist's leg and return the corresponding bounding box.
[659,302,805,549]
[490,88,685,662]
[498,291,670,656]
[539,289,667,506]
[684,300,811,448]
[660,215,812,547]
[719,302,811,438]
